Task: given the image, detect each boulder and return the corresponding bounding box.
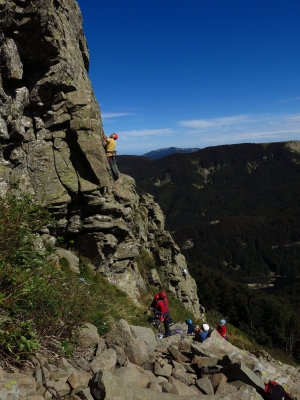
[130,324,156,354]
[210,372,227,391]
[171,369,196,386]
[178,338,192,353]
[43,379,70,398]
[221,362,265,395]
[147,381,163,392]
[171,360,185,370]
[168,345,190,363]
[95,337,107,356]
[154,361,173,378]
[107,344,128,367]
[214,382,239,397]
[0,370,36,399]
[191,330,258,368]
[160,380,173,393]
[196,377,214,395]
[78,322,100,348]
[124,337,149,366]
[192,355,219,368]
[90,348,117,373]
[89,370,229,400]
[67,370,92,389]
[230,380,265,399]
[155,334,181,351]
[105,319,132,348]
[68,356,91,373]
[169,376,200,396]
[114,363,152,388]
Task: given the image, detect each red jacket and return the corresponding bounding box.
[216,324,227,338]
[156,299,169,314]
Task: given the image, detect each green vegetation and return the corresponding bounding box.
[167,295,198,326]
[0,195,147,364]
[191,265,300,364]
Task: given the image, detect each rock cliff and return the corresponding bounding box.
[0,0,201,318]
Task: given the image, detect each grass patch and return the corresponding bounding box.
[78,263,149,334]
[167,295,203,327]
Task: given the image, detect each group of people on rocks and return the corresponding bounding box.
[186,318,228,342]
[148,294,295,400]
[149,290,228,342]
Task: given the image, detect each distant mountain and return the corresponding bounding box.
[143,147,200,159]
[118,141,300,280]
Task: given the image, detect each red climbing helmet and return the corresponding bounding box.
[159,290,167,299]
[154,293,160,300]
[110,133,118,140]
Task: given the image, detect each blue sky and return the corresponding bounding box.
[77,0,300,155]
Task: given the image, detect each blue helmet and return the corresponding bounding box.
[186,318,193,325]
[220,319,226,325]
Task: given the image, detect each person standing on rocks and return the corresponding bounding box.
[102,129,119,180]
[149,292,168,338]
[149,290,170,337]
[155,291,171,338]
[149,293,161,328]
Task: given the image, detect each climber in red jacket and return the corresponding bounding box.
[156,290,171,338]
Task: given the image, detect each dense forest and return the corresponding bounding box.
[119,141,300,362]
[191,264,300,362]
[118,141,300,279]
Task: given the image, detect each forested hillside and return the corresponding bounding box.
[190,264,300,363]
[143,147,200,159]
[118,141,300,279]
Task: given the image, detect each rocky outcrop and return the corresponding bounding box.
[0,0,201,318]
[1,320,299,399]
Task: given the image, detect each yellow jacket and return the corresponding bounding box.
[106,138,116,154]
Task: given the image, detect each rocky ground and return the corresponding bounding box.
[1,319,299,400]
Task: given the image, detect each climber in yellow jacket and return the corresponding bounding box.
[102,130,119,180]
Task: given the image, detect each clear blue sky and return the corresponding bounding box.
[77,0,300,155]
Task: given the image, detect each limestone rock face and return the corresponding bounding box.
[0,0,202,318]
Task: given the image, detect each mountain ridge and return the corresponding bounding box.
[118,141,300,279]
[143,146,201,159]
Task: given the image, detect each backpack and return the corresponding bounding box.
[206,328,214,338]
[264,381,293,400]
[156,299,169,314]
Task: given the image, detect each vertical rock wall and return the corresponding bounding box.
[0,0,202,319]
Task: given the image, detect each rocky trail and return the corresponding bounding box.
[1,319,299,399]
